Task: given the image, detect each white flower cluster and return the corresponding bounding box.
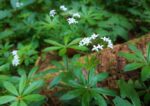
[67,13,80,25]
[12,50,20,66]
[79,33,113,52]
[60,5,68,11]
[49,5,80,25]
[101,37,113,49]
[49,10,56,17]
[16,2,23,8]
[92,44,103,52]
[79,33,99,46]
[67,17,78,24]
[73,13,80,18]
[79,37,91,46]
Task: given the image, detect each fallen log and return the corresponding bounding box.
[36,33,150,89]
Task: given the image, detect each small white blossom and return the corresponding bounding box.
[60,5,68,11]
[101,37,113,48]
[92,44,103,52]
[12,50,18,56]
[79,37,91,46]
[67,17,78,24]
[12,55,20,66]
[97,44,104,50]
[101,37,110,42]
[108,42,113,48]
[16,2,23,8]
[90,33,98,40]
[12,50,20,66]
[49,10,56,17]
[73,13,80,18]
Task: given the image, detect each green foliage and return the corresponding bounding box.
[60,69,116,106]
[0,0,150,105]
[119,43,150,81]
[117,79,141,106]
[49,55,82,88]
[17,43,38,66]
[44,36,88,56]
[0,42,13,72]
[0,74,45,106]
[1,0,149,45]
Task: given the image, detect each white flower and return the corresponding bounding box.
[12,50,20,66]
[16,2,23,8]
[73,13,80,18]
[101,37,113,49]
[90,33,98,40]
[97,44,104,50]
[108,42,113,48]
[12,55,20,66]
[92,44,103,52]
[101,37,110,42]
[60,5,67,11]
[49,10,56,17]
[79,37,91,46]
[12,50,18,56]
[67,17,78,24]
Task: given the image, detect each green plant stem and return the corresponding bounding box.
[66,56,69,71]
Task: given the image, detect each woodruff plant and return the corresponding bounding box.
[113,79,141,106]
[43,36,88,56]
[119,43,150,81]
[0,74,45,106]
[60,68,116,106]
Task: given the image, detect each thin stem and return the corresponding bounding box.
[66,55,69,71]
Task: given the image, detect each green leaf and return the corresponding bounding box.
[43,46,62,52]
[128,44,146,62]
[124,63,144,71]
[10,101,18,106]
[19,101,27,106]
[28,66,38,79]
[96,72,109,82]
[64,36,70,45]
[23,80,44,95]
[0,29,14,40]
[68,38,81,46]
[92,88,116,96]
[118,52,141,62]
[49,74,62,88]
[23,94,45,102]
[0,10,11,20]
[146,43,150,63]
[70,45,88,51]
[113,96,133,106]
[58,48,67,56]
[88,68,95,85]
[44,39,63,47]
[0,96,16,105]
[92,93,107,106]
[0,75,10,81]
[73,69,86,84]
[60,89,81,100]
[19,75,27,94]
[81,92,91,106]
[67,80,83,88]
[118,79,141,106]
[141,66,150,81]
[3,81,19,96]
